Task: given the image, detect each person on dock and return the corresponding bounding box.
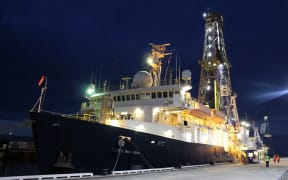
[265,155,270,168]
[276,154,280,163]
[273,154,277,163]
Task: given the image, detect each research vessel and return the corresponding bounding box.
[30,12,256,175]
[30,43,240,175]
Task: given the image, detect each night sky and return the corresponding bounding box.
[1,1,288,136]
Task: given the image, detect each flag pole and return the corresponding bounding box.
[38,87,45,112]
[31,75,47,112]
[37,76,47,112]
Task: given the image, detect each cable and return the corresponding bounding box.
[130,140,153,168]
[112,139,124,172]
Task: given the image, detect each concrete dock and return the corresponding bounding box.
[83,158,288,180]
[2,158,288,180]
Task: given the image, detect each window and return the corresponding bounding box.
[131,94,135,100]
[113,96,117,102]
[121,95,126,101]
[163,91,168,98]
[126,95,130,101]
[140,93,145,99]
[157,92,162,98]
[136,94,140,100]
[117,96,121,101]
[152,92,156,99]
[169,91,173,97]
[146,93,151,99]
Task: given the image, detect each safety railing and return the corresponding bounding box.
[0,172,93,180]
[112,167,175,175]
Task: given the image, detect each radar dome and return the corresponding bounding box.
[182,69,192,80]
[133,71,153,88]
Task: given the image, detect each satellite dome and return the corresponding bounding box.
[182,69,192,81]
[133,71,153,88]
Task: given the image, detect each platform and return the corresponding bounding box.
[85,158,288,180]
[2,158,288,180]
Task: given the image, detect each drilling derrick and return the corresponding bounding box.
[198,11,239,130]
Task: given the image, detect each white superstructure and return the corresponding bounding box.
[81,44,234,153]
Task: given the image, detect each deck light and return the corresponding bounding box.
[203,12,207,18]
[136,124,145,131]
[206,85,211,91]
[147,57,153,65]
[135,108,143,115]
[164,130,173,138]
[86,84,95,95]
[241,121,250,128]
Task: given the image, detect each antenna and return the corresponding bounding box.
[178,58,181,85]
[163,54,172,84]
[108,79,111,92]
[147,43,171,86]
[175,51,178,84]
[121,77,131,90]
[90,65,94,84]
[98,64,102,90]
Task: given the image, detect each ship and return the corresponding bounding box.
[30,42,241,175]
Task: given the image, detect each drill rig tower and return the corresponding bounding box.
[198,11,240,130]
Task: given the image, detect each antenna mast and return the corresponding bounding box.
[147,43,171,86]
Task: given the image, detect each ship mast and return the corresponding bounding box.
[147,43,171,86]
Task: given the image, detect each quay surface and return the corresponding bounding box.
[2,158,288,180]
[84,158,288,180]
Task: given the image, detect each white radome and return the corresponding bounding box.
[133,71,153,88]
[182,69,192,81]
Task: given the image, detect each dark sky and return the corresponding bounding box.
[1,1,288,135]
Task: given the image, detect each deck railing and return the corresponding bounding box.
[0,172,93,180]
[92,78,191,92]
[38,110,97,122]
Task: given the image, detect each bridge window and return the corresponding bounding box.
[163,91,168,98]
[157,92,162,98]
[152,92,156,99]
[146,93,151,99]
[169,91,173,97]
[131,94,135,100]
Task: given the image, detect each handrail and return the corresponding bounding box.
[90,78,191,92]
[0,172,93,180]
[32,110,98,122]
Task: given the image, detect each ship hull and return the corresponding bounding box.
[31,112,232,175]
